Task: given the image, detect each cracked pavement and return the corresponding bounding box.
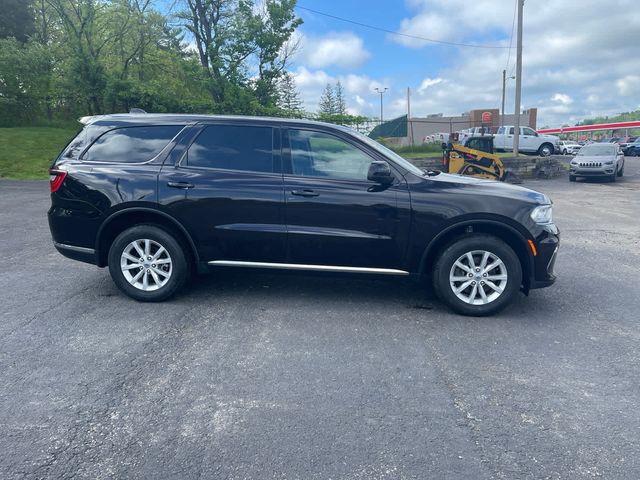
[1,158,639,479]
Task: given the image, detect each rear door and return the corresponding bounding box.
[158,122,286,263]
[281,127,411,269]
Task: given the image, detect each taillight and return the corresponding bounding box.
[49,169,67,193]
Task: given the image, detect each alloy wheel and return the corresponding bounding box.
[449,250,508,305]
[120,239,173,291]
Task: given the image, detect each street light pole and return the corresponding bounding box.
[374,87,388,124]
[501,70,515,127]
[513,0,524,156]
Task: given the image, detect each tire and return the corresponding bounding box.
[618,163,624,177]
[432,235,522,316]
[569,175,576,182]
[108,225,188,302]
[538,143,553,157]
[610,168,617,182]
[562,149,567,155]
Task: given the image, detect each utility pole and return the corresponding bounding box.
[407,87,414,145]
[374,87,388,124]
[513,0,524,156]
[501,70,515,127]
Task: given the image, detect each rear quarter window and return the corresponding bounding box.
[82,125,183,163]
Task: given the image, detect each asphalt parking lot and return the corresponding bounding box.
[1,159,639,479]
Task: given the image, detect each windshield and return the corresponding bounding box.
[577,144,616,156]
[349,130,426,176]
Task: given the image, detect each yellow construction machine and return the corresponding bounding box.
[441,134,520,183]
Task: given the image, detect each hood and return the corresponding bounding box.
[541,134,560,142]
[429,172,551,205]
[573,155,614,162]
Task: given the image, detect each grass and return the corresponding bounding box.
[0,127,77,180]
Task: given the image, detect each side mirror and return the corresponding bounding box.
[367,161,393,185]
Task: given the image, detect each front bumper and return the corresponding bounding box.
[570,165,615,176]
[529,225,559,290]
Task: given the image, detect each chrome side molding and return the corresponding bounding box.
[207,260,409,275]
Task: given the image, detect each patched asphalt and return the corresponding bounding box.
[1,158,639,479]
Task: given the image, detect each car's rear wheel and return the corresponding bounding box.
[432,235,522,316]
[108,225,188,301]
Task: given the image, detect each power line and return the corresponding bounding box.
[296,5,513,50]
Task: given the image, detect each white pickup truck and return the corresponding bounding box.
[494,126,560,156]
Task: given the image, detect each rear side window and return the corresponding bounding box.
[185,125,273,173]
[82,125,182,163]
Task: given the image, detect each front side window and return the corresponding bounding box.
[523,127,537,136]
[185,125,273,173]
[83,125,182,163]
[508,127,515,135]
[288,129,373,181]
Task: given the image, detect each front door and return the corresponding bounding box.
[282,128,410,269]
[521,127,538,152]
[159,123,286,263]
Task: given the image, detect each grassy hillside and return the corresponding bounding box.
[0,127,77,180]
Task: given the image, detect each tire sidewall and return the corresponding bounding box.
[433,235,522,316]
[108,225,188,302]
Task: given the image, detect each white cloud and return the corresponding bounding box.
[291,66,389,116]
[616,75,640,96]
[551,94,573,105]
[288,1,640,127]
[297,31,370,69]
[418,78,443,93]
[380,0,640,127]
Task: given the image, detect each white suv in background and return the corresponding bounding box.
[494,126,560,156]
[558,140,581,155]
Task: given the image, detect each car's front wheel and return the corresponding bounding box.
[432,235,522,316]
[108,225,188,302]
[538,143,554,157]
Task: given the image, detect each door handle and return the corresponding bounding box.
[291,189,319,197]
[167,181,194,189]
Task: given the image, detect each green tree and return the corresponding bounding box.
[0,38,53,125]
[334,80,346,116]
[276,72,303,116]
[318,83,335,116]
[0,0,35,43]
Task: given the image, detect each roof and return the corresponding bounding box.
[80,113,351,131]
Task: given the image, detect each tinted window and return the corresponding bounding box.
[83,125,182,163]
[288,129,373,181]
[508,127,515,135]
[523,127,537,136]
[186,125,273,173]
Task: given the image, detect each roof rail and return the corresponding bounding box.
[129,108,147,114]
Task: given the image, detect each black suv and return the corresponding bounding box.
[48,114,559,316]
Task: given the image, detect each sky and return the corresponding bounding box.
[287,0,640,128]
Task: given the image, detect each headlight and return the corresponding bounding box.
[604,160,614,165]
[531,205,553,224]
